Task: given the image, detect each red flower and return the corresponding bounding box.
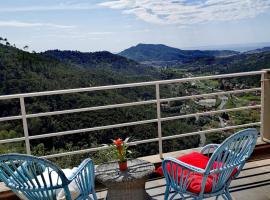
[112,137,130,163]
[113,138,123,147]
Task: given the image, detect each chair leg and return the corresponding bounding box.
[215,195,220,200]
[92,191,98,200]
[222,194,228,200]
[224,186,233,200]
[224,191,233,200]
[221,191,233,200]
[164,185,170,200]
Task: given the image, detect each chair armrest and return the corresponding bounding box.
[67,158,95,182]
[200,144,220,156]
[163,157,205,174]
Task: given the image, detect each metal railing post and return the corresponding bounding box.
[155,83,163,159]
[261,69,270,142]
[20,97,31,154]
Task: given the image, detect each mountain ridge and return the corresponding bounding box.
[244,47,270,54]
[41,49,158,76]
[119,43,240,66]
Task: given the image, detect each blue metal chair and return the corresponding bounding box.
[0,154,97,200]
[162,128,258,200]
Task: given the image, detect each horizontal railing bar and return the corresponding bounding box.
[41,138,160,159]
[162,122,261,141]
[0,88,260,122]
[161,105,261,122]
[0,115,22,122]
[159,71,263,85]
[41,122,260,159]
[22,88,261,119]
[41,146,110,159]
[2,105,260,143]
[28,105,261,140]
[29,119,158,140]
[160,88,261,102]
[0,71,263,100]
[0,137,26,144]
[26,100,157,118]
[128,138,159,146]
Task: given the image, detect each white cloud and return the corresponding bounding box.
[99,0,270,25]
[0,20,74,29]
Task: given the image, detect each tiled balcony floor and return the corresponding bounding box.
[97,158,270,200]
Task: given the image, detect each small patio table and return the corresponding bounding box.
[96,159,155,200]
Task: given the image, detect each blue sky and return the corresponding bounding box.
[0,0,270,52]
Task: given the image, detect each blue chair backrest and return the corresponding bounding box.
[0,154,71,200]
[204,128,258,193]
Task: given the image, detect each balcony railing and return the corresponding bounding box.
[0,70,269,159]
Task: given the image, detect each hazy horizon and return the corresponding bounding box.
[1,0,270,52]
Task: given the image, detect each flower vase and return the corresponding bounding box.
[118,161,128,171]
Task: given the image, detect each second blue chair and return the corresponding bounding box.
[162,128,258,200]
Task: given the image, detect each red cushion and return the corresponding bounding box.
[155,152,238,194]
[188,174,213,193]
[155,152,209,176]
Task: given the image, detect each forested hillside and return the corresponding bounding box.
[183,51,270,74]
[0,44,127,95]
[42,50,157,76]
